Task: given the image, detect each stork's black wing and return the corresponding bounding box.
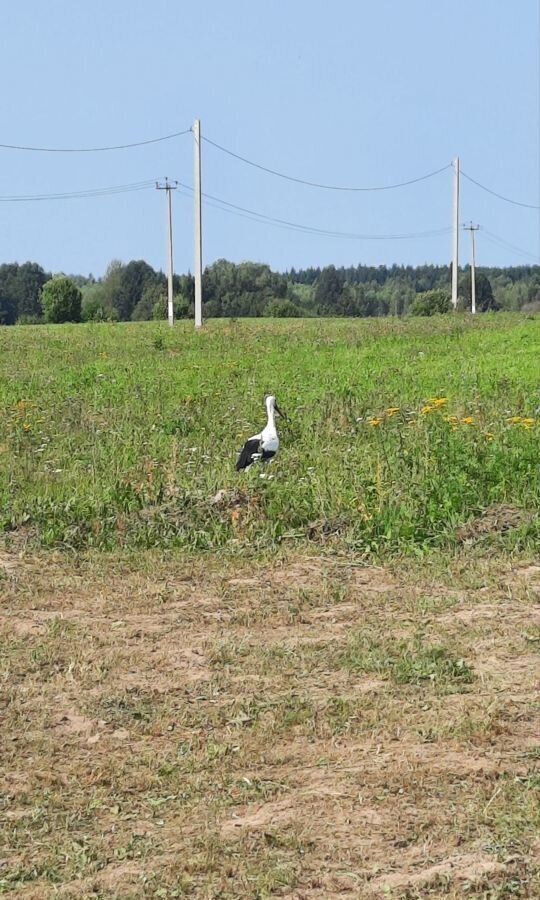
[236,438,262,471]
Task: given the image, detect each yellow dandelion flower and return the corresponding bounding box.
[444,415,459,425]
[385,407,400,417]
[368,418,382,428]
[428,397,448,408]
[521,418,536,427]
[421,405,434,415]
[462,416,475,425]
[507,416,523,424]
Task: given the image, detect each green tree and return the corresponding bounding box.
[131,282,165,321]
[0,262,50,321]
[0,291,17,325]
[410,289,451,317]
[100,259,157,321]
[314,266,344,314]
[152,294,191,320]
[81,283,118,321]
[41,277,82,323]
[462,272,498,312]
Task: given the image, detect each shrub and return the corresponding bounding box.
[42,277,82,323]
[410,289,451,317]
[265,298,301,318]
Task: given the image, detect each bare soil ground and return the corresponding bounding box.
[0,551,539,898]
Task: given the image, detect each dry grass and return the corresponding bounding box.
[0,549,539,898]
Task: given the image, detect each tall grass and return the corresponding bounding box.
[0,314,538,554]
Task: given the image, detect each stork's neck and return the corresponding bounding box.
[265,399,276,431]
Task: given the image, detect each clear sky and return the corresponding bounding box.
[1,0,538,277]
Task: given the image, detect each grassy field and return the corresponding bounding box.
[1,315,539,898]
[0,314,539,555]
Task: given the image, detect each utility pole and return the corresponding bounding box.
[193,119,203,328]
[156,178,178,327]
[451,157,460,309]
[464,223,480,314]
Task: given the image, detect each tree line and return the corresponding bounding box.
[1,258,539,325]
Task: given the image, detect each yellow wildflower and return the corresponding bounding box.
[368,418,382,428]
[444,415,459,425]
[520,418,536,429]
[385,407,400,418]
[428,397,448,408]
[507,416,523,424]
[421,405,434,415]
[462,416,475,426]
[15,400,31,416]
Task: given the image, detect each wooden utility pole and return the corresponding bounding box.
[156,178,178,327]
[451,157,460,309]
[193,120,203,328]
[464,223,480,314]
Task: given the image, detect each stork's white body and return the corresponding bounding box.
[255,397,279,454]
[236,396,282,471]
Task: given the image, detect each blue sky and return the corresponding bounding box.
[1,0,538,276]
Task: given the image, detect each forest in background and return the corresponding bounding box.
[1,257,540,324]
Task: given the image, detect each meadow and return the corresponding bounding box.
[1,315,539,898]
[0,314,539,556]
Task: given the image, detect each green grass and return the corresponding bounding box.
[0,314,539,554]
[340,633,474,688]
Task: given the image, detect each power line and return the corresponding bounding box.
[481,228,539,262]
[177,179,451,241]
[0,179,159,202]
[461,170,540,210]
[0,128,192,153]
[202,135,451,192]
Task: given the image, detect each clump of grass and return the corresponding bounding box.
[341,632,474,687]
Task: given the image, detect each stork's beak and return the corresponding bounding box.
[275,403,288,421]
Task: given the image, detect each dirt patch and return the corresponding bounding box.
[266,558,330,589]
[1,551,538,897]
[51,711,98,737]
[511,562,540,580]
[0,551,19,574]
[350,565,396,594]
[370,852,507,893]
[437,601,540,626]
[116,644,210,691]
[0,614,47,637]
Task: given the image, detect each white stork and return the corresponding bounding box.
[236,395,287,471]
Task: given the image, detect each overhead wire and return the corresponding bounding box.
[0,179,159,202]
[461,170,540,210]
[481,228,539,263]
[176,179,451,241]
[202,135,451,192]
[1,124,535,258]
[0,128,192,153]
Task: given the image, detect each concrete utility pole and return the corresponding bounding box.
[464,223,480,314]
[451,157,460,309]
[156,178,178,327]
[193,119,203,328]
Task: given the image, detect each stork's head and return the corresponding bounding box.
[265,395,287,419]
